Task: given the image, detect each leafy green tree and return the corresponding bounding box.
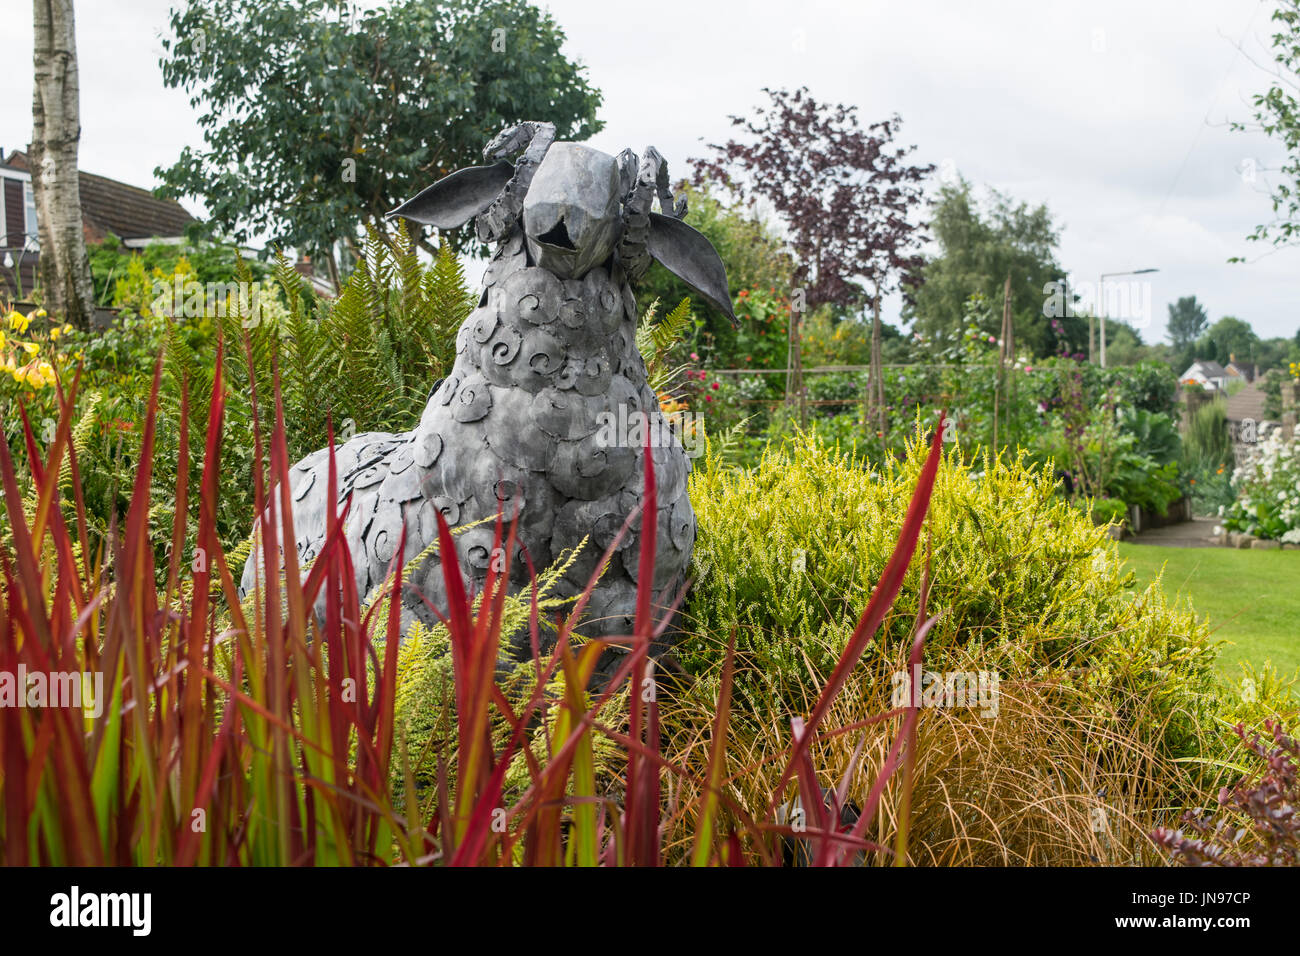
[1194,315,1258,366]
[1102,319,1145,366]
[636,184,796,360]
[156,0,602,281]
[907,178,1080,357]
[1232,1,1300,253]
[1256,335,1300,373]
[1166,296,1209,366]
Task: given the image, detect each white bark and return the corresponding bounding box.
[31,0,95,328]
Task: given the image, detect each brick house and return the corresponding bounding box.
[0,148,196,298]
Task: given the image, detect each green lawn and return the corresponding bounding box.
[1117,543,1300,683]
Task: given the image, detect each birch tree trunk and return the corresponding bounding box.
[31,0,95,329]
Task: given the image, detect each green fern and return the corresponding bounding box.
[637,296,694,393]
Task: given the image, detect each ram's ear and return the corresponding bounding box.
[387,161,513,229]
[645,212,737,325]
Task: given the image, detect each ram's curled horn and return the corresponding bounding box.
[474,121,556,243]
[617,147,733,325]
[617,146,686,280]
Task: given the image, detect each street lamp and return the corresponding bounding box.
[1099,268,1158,368]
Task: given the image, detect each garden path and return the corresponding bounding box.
[1125,516,1220,548]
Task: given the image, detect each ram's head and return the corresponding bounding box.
[389,121,736,323]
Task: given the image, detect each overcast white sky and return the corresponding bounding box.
[2,0,1297,342]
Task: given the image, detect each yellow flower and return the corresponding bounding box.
[22,341,39,356]
[5,310,30,333]
[0,329,6,349]
[18,361,55,390]
[49,325,62,340]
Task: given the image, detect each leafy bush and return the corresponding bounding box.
[87,233,272,309]
[684,430,1287,769]
[1088,496,1128,527]
[1222,425,1300,542]
[1119,407,1180,465]
[1154,720,1299,866]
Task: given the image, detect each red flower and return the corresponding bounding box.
[710,381,719,390]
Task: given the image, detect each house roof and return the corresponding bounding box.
[1184,359,1227,379]
[1224,382,1269,423]
[2,149,196,242]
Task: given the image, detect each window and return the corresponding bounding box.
[23,181,37,242]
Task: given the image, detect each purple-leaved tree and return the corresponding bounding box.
[691,87,933,430]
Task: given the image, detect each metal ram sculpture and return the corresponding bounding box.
[240,122,735,676]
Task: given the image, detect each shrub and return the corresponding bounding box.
[1088,496,1128,527]
[1222,425,1300,542]
[1153,720,1299,866]
[683,430,1290,772]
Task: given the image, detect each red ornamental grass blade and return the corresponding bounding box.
[625,433,660,867]
[770,413,946,814]
[834,613,941,867]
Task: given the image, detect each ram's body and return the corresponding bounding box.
[239,127,732,673]
[240,236,693,665]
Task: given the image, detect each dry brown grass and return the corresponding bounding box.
[658,630,1195,866]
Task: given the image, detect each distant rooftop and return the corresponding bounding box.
[1,148,196,243]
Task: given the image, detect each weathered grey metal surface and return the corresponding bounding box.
[241,123,735,676]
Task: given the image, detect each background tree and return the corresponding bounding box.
[1232,0,1300,254]
[635,184,795,360]
[1194,315,1259,366]
[907,178,1079,357]
[1101,319,1145,366]
[691,87,931,429]
[30,0,96,329]
[157,0,602,283]
[1256,334,1300,372]
[690,87,933,313]
[1166,295,1209,369]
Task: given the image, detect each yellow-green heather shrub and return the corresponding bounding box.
[683,431,1295,773]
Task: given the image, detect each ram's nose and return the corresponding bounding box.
[522,142,622,279]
